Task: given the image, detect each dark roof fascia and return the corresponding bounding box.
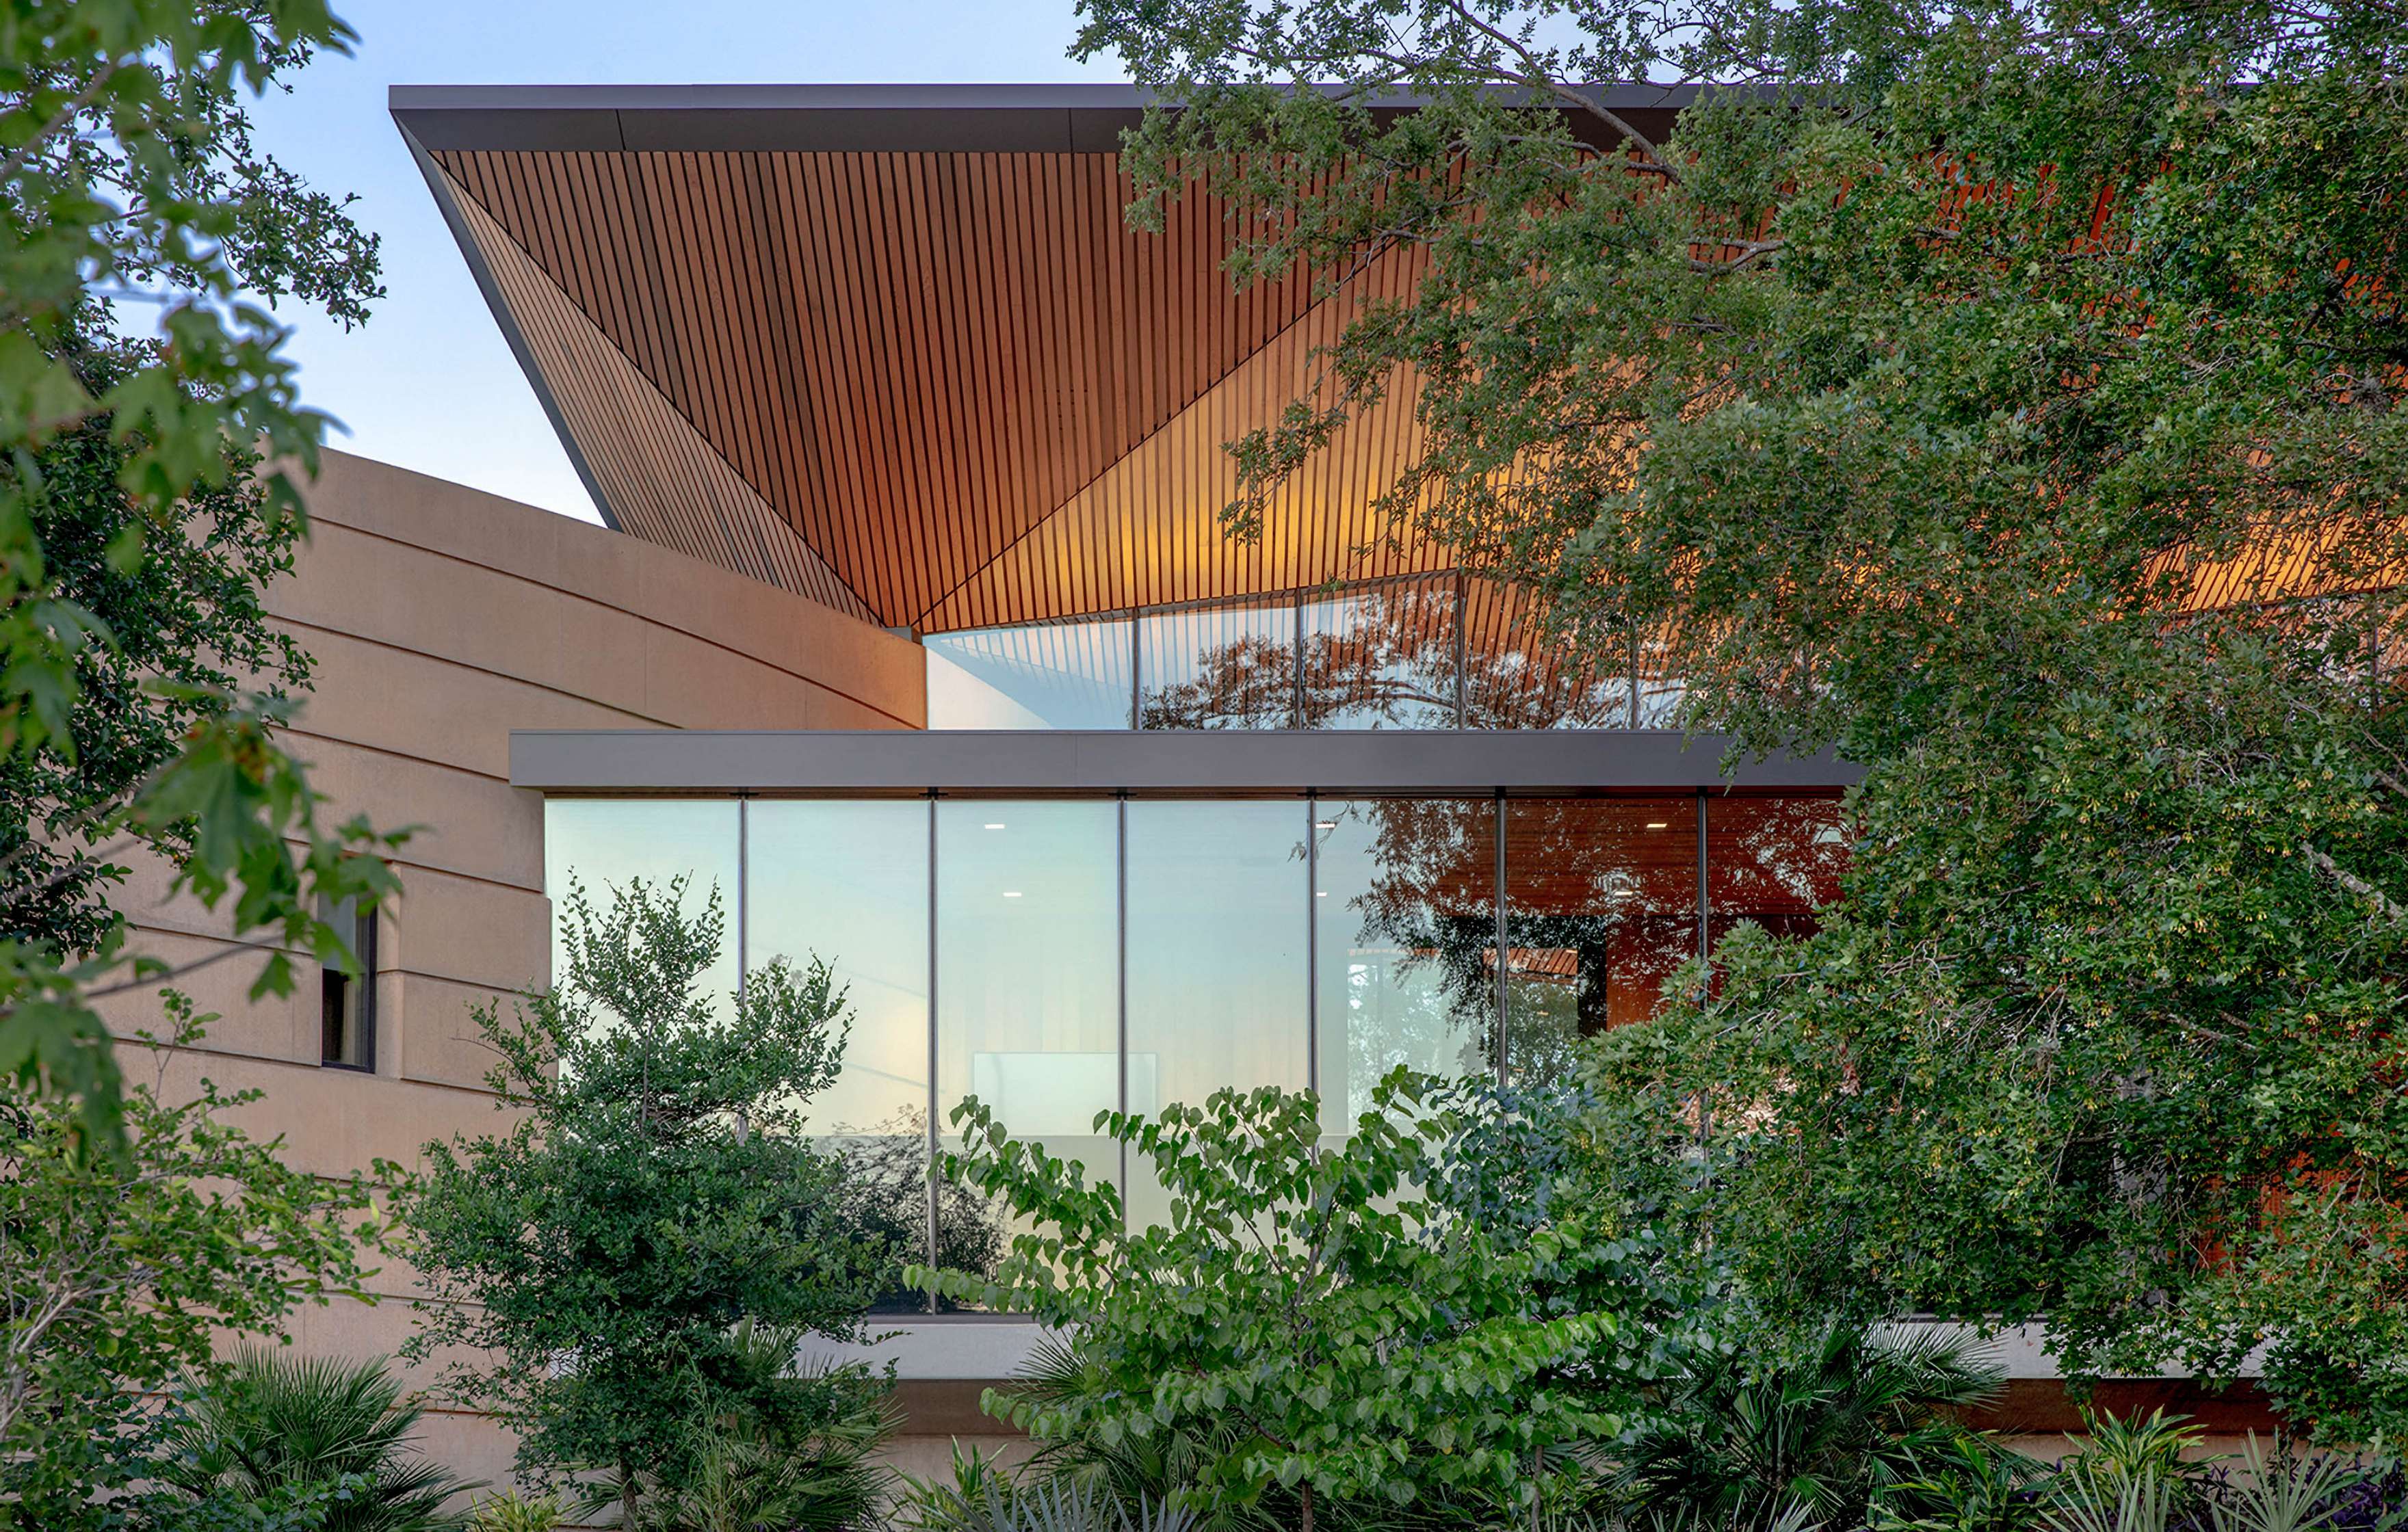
[509,727,1857,796]
[388,81,1707,155]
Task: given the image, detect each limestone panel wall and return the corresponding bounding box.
[94,449,926,1498]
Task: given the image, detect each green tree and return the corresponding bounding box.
[402,877,894,1524]
[0,992,391,1527]
[919,1074,1690,1529]
[1071,0,2408,1432]
[1,0,400,1152]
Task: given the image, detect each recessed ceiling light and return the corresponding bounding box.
[1001,890,1023,899]
[984,822,1007,830]
[1645,821,1670,830]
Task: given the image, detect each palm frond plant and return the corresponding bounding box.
[2043,1470,2180,1532]
[2212,1438,2381,1532]
[467,1490,564,1532]
[159,1349,477,1532]
[1612,1323,2006,1532]
[2050,1410,2216,1532]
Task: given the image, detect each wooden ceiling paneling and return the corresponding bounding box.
[432,144,1424,632]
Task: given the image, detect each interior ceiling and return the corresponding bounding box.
[397,85,1685,635]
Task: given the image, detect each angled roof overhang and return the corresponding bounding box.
[393,83,1691,634]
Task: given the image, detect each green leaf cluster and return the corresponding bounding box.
[1073,0,2408,1434]
[917,1073,1697,1527]
[0,0,400,1154]
[0,991,393,1529]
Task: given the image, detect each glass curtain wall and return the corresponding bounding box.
[1300,579,1461,729]
[1123,800,1313,1224]
[1137,599,1298,728]
[922,574,1704,732]
[745,800,934,1310]
[543,792,1850,1256]
[925,616,1132,729]
[1706,793,1849,947]
[1502,798,1701,1083]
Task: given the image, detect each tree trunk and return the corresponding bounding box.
[620,1454,638,1529]
[1300,1482,1315,1532]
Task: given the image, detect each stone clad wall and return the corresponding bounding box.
[95,448,926,1494]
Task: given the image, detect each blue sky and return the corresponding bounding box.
[247,0,1125,523]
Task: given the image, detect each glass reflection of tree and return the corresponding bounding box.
[1710,797,1849,942]
[830,1105,1003,1313]
[1325,799,1499,1105]
[1136,579,1634,730]
[1139,630,1300,728]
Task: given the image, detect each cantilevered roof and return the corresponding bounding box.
[394,83,1690,634]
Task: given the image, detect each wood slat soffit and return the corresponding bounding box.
[425,141,1448,633]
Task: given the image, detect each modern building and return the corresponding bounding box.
[99,84,2277,1494]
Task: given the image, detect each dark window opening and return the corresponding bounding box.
[320,897,376,1072]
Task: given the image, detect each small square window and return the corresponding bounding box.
[320,897,377,1072]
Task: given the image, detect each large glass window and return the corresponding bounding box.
[1502,797,1699,1082]
[1124,800,1311,1225]
[926,617,1133,730]
[1300,579,1461,728]
[746,799,935,1310]
[1312,799,1496,1133]
[745,801,929,1135]
[544,798,742,1019]
[1138,599,1296,728]
[1461,580,1633,730]
[1707,794,1848,950]
[936,801,1120,1188]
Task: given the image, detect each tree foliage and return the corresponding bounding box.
[919,1074,1695,1527]
[1073,0,2408,1432]
[402,877,894,1519]
[0,0,400,1154]
[0,993,391,1527]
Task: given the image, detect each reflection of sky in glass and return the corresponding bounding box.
[1123,800,1311,1227]
[926,618,1131,729]
[543,798,742,1020]
[1313,799,1495,1133]
[745,800,928,1136]
[935,802,1118,1184]
[539,795,1853,1204]
[1137,600,1296,728]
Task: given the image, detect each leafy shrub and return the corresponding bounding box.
[919,1072,1697,1529]
[0,1001,389,1528]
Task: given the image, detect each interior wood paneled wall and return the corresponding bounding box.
[434,146,1448,633]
